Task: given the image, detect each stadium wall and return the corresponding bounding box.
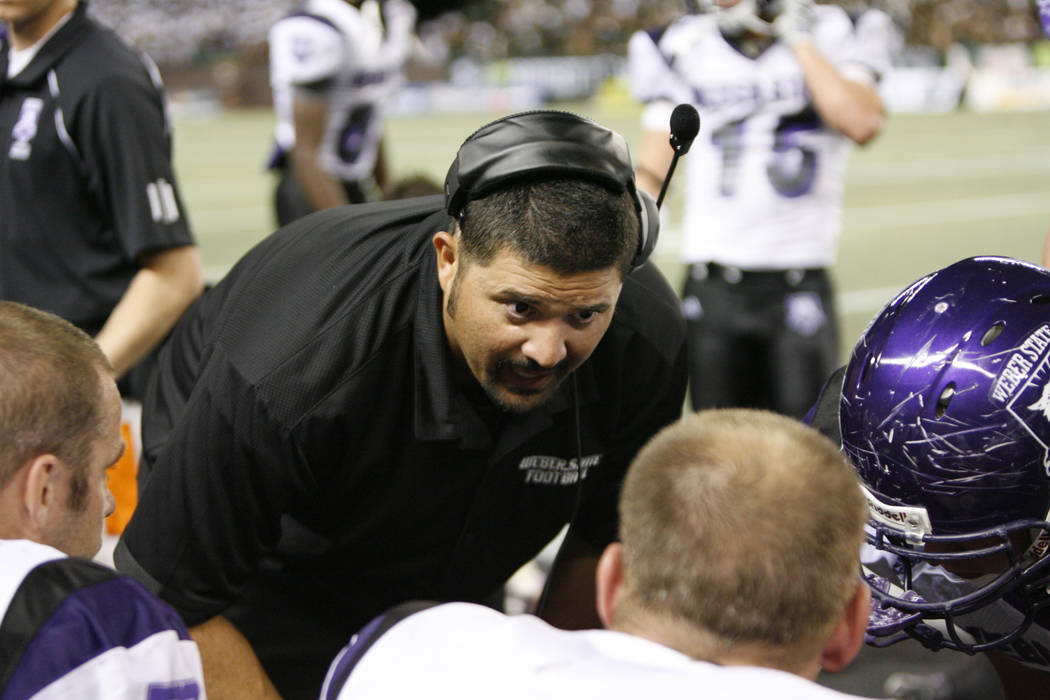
[158,43,1050,116]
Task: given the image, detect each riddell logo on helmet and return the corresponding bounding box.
[1028,529,1050,560]
[861,485,932,535]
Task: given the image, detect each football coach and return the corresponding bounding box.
[115,110,687,699]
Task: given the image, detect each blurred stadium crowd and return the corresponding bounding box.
[89,0,1046,69]
[88,0,288,65]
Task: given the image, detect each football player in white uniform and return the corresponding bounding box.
[629,0,893,418]
[320,409,874,700]
[268,0,416,225]
[0,302,205,699]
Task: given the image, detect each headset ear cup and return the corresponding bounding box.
[633,188,660,269]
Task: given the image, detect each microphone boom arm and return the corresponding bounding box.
[655,103,700,209]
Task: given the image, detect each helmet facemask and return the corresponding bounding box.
[862,488,1050,654]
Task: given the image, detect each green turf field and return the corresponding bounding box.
[172,103,1050,361]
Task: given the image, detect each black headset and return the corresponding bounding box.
[443,110,660,270]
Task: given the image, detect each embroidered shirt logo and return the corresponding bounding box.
[9,97,44,161]
[519,453,601,486]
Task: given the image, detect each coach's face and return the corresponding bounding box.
[434,231,622,414]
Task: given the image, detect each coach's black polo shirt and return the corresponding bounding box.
[115,195,686,691]
[0,2,193,335]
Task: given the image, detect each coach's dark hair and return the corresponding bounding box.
[0,302,111,510]
[453,176,639,278]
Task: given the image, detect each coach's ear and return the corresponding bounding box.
[820,581,870,673]
[595,542,625,630]
[433,230,458,295]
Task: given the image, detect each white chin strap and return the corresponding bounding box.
[715,0,774,36]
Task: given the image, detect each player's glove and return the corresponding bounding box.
[772,0,815,47]
[384,0,418,39]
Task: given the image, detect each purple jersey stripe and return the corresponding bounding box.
[324,601,441,699]
[1,561,192,700]
[1,557,114,690]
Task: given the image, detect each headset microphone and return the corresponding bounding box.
[656,103,701,208]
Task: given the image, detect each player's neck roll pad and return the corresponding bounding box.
[444,110,659,269]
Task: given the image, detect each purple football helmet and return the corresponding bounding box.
[841,256,1050,653]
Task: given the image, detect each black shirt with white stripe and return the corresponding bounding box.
[0,2,194,336]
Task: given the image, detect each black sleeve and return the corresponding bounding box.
[75,57,195,261]
[116,346,312,625]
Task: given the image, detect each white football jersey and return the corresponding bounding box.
[628,8,894,269]
[0,539,206,699]
[321,601,873,699]
[269,0,414,182]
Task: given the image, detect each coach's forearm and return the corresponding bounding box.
[95,245,203,378]
[190,616,282,700]
[537,531,603,630]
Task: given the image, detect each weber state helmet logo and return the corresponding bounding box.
[993,324,1050,475]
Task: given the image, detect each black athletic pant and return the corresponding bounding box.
[273,169,370,227]
[682,261,839,419]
